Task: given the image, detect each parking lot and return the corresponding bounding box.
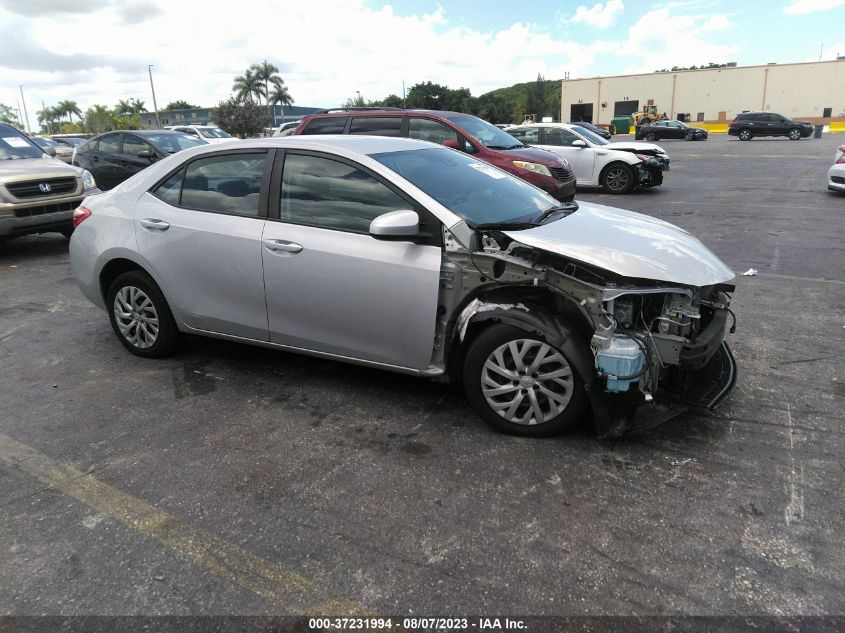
[1,134,844,619]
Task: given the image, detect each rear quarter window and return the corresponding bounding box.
[302,117,349,135]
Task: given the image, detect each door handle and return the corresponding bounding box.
[263,239,303,254]
[139,218,170,231]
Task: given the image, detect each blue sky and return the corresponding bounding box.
[1,0,843,112]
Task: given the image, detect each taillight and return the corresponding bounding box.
[72,206,91,228]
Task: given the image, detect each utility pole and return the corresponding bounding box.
[15,97,24,129]
[19,85,31,135]
[148,65,162,129]
[402,81,406,108]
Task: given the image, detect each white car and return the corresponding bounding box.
[166,125,235,144]
[829,144,845,193]
[272,120,301,137]
[506,122,670,194]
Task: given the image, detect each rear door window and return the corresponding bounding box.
[179,153,267,216]
[301,117,349,135]
[349,117,403,136]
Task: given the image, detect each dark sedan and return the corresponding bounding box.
[636,120,708,142]
[569,121,611,140]
[73,130,206,190]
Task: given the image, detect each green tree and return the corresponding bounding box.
[84,104,118,133]
[128,98,146,113]
[165,100,200,110]
[341,93,366,109]
[267,78,294,109]
[55,99,82,123]
[0,103,20,126]
[37,105,62,133]
[371,94,403,108]
[405,81,451,110]
[232,68,263,104]
[477,94,511,124]
[211,97,270,138]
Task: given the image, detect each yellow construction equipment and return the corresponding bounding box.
[631,105,665,126]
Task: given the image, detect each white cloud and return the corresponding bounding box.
[700,15,732,30]
[783,0,845,14]
[619,8,740,73]
[570,0,625,28]
[0,0,626,113]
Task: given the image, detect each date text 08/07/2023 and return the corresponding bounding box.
[308,617,528,630]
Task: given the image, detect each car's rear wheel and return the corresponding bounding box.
[788,128,802,140]
[738,128,752,141]
[645,131,656,141]
[107,270,180,358]
[601,163,635,194]
[463,325,584,437]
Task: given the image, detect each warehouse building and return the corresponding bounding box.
[561,59,845,128]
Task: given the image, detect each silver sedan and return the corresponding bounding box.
[70,136,737,437]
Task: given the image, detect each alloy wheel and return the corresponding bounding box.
[481,339,574,425]
[113,286,159,349]
[788,129,801,140]
[605,167,630,192]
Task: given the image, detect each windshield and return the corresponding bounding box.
[199,127,232,139]
[372,147,559,227]
[144,133,206,153]
[442,114,523,150]
[571,126,608,146]
[33,137,60,148]
[0,131,44,160]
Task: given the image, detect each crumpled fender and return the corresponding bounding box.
[455,300,614,434]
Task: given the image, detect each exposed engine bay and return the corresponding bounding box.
[433,219,737,437]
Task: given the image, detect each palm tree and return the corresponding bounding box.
[37,106,61,133]
[232,68,263,104]
[267,77,294,111]
[128,97,146,113]
[115,99,133,115]
[56,99,82,123]
[251,60,281,110]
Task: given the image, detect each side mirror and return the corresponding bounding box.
[369,209,420,241]
[138,149,153,160]
[44,147,57,157]
[441,139,462,151]
[571,140,588,148]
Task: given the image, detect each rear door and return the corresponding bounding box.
[134,150,271,340]
[261,150,441,370]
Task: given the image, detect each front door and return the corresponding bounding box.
[134,151,270,340]
[92,133,123,190]
[119,134,157,181]
[261,151,441,370]
[540,127,596,184]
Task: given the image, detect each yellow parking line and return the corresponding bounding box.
[0,431,371,616]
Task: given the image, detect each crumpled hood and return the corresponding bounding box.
[604,141,667,154]
[503,201,735,287]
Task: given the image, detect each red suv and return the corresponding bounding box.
[291,109,576,201]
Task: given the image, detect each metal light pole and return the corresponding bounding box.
[19,85,31,134]
[148,65,162,129]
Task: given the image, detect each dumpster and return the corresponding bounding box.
[814,124,824,139]
[611,116,633,135]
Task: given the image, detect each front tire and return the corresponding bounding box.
[644,131,656,141]
[463,325,585,437]
[684,131,694,141]
[107,270,181,358]
[788,128,802,140]
[601,162,636,194]
[738,128,752,141]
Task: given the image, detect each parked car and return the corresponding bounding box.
[569,121,611,140]
[31,137,74,163]
[272,120,302,137]
[507,123,669,194]
[73,130,206,190]
[828,144,845,193]
[165,125,235,144]
[52,136,87,149]
[70,135,737,438]
[636,120,708,141]
[0,122,98,239]
[728,112,813,141]
[291,108,576,201]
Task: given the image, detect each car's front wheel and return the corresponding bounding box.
[107,270,181,358]
[601,163,635,194]
[738,128,752,141]
[788,128,802,140]
[463,325,585,437]
[645,131,656,141]
[684,131,694,141]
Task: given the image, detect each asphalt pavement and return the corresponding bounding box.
[1,134,843,621]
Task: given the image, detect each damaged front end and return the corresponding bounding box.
[436,203,737,438]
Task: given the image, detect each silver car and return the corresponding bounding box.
[70,136,737,437]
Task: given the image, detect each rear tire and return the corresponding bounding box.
[601,162,636,194]
[107,270,181,358]
[463,324,585,437]
[738,128,752,141]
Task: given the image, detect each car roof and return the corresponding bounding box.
[306,109,466,119]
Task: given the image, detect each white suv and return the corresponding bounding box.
[166,125,236,144]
